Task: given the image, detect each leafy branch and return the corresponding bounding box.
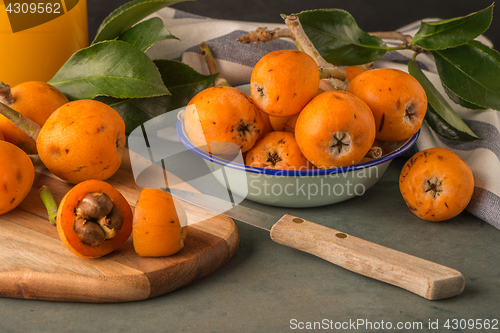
[239,3,498,141]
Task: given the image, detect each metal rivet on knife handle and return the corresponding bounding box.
[292,218,304,223]
[335,233,347,239]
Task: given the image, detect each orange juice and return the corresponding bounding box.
[0,0,88,86]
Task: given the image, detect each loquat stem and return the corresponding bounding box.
[236,27,295,44]
[0,101,40,141]
[369,31,413,47]
[283,15,348,83]
[238,27,414,49]
[366,146,383,159]
[369,31,428,54]
[319,78,349,92]
[236,27,420,62]
[200,41,231,87]
[39,185,58,226]
[358,62,375,70]
[0,82,15,105]
[360,144,383,164]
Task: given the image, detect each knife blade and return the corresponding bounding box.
[163,188,465,300]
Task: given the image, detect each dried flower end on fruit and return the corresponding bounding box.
[348,68,427,142]
[133,188,187,257]
[399,148,474,222]
[245,131,310,170]
[184,86,265,155]
[295,90,376,168]
[57,180,133,258]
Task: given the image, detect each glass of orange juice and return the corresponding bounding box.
[0,0,88,86]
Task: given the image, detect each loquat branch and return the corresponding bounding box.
[0,101,40,141]
[236,27,295,44]
[0,82,15,105]
[283,15,348,84]
[368,31,413,47]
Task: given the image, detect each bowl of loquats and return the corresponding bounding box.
[177,51,425,208]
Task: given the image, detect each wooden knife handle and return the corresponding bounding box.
[269,214,465,300]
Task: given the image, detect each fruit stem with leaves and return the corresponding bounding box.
[239,4,499,141]
[283,15,349,91]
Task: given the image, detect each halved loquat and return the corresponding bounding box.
[133,188,187,257]
[56,179,133,258]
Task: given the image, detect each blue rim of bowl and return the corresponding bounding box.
[176,115,420,176]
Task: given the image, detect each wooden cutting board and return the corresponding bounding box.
[0,149,239,303]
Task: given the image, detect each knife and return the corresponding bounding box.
[163,188,465,300]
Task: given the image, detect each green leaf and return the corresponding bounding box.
[443,85,488,110]
[411,3,494,50]
[294,9,389,66]
[118,17,178,52]
[49,40,168,100]
[424,104,479,141]
[95,95,169,135]
[153,60,219,110]
[431,40,500,110]
[97,60,218,134]
[408,59,480,141]
[93,0,191,44]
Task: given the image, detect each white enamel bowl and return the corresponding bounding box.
[177,84,420,207]
[177,106,419,208]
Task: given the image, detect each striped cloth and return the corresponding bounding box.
[145,8,500,229]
